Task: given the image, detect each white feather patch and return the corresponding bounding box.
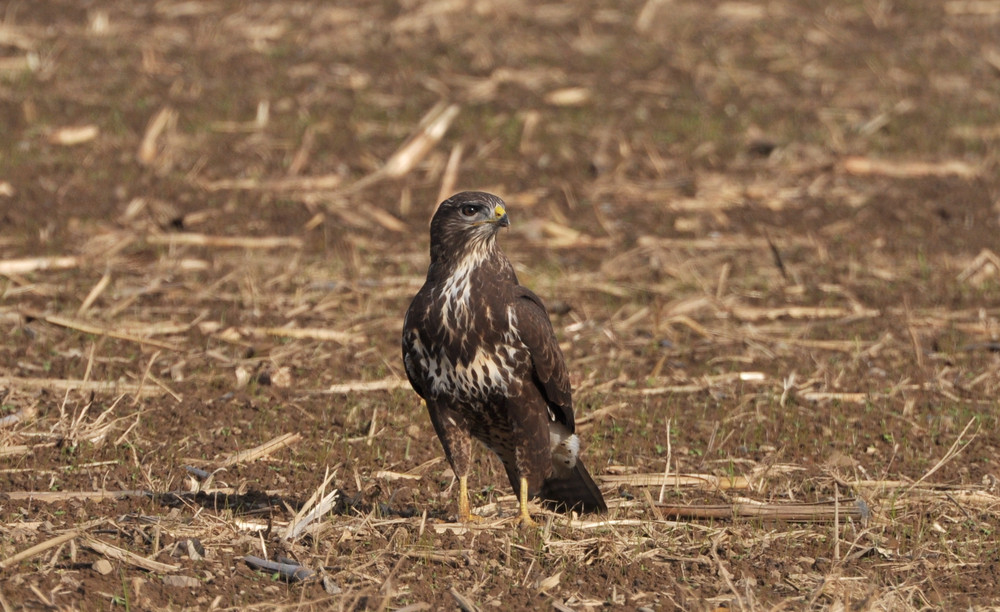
[549,422,579,470]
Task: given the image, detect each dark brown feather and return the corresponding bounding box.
[511,287,574,428]
[402,191,606,516]
[539,462,607,514]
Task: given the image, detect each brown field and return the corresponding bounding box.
[2,1,1000,609]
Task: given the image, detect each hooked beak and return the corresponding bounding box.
[492,204,510,227]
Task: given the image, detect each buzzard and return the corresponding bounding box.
[402,191,606,525]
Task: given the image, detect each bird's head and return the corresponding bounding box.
[428,191,510,264]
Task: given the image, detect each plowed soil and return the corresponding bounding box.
[2,1,1000,610]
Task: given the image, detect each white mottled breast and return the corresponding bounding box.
[406,256,528,403]
[406,330,523,402]
[436,244,489,339]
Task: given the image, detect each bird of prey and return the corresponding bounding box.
[402,191,606,525]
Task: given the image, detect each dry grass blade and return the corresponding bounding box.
[374,470,423,481]
[983,45,1000,72]
[382,103,461,179]
[956,249,1000,283]
[801,392,871,403]
[844,479,1000,507]
[238,326,364,345]
[0,444,33,458]
[752,336,877,352]
[841,156,980,178]
[400,549,469,567]
[3,490,154,502]
[560,518,691,530]
[0,256,79,275]
[49,125,99,146]
[285,467,340,540]
[431,522,506,535]
[711,534,745,612]
[437,143,464,203]
[394,604,432,612]
[283,489,340,540]
[367,207,408,232]
[637,234,815,251]
[405,456,444,476]
[945,0,1000,14]
[324,377,410,394]
[631,372,766,396]
[77,270,112,316]
[846,479,959,490]
[145,233,303,249]
[600,473,750,491]
[656,499,869,523]
[903,417,978,495]
[729,305,880,321]
[137,106,177,165]
[909,489,1000,508]
[0,24,37,50]
[0,518,106,570]
[535,571,562,595]
[544,86,591,106]
[201,174,343,192]
[343,102,461,195]
[4,488,295,504]
[21,311,183,351]
[81,536,179,573]
[636,0,670,33]
[0,376,165,397]
[659,418,673,504]
[287,123,319,176]
[219,432,302,467]
[574,402,629,428]
[448,587,480,612]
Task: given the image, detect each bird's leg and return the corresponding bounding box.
[516,476,538,527]
[425,403,480,523]
[457,474,484,523]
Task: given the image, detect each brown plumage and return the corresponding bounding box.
[402,191,606,524]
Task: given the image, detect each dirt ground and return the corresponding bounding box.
[2,0,1000,609]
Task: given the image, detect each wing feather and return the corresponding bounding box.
[402,296,429,401]
[512,286,574,431]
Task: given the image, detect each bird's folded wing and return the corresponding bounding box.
[512,286,574,430]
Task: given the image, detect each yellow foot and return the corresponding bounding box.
[456,474,485,523]
[516,512,538,527]
[458,511,486,524]
[516,475,538,527]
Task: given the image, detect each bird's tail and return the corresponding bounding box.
[538,460,607,514]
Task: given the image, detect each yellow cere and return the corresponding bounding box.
[494,205,506,218]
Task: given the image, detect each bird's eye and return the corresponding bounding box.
[460,204,479,217]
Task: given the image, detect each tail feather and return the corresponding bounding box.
[538,460,607,514]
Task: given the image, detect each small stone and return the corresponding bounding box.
[163,575,201,589]
[92,559,113,575]
[171,540,195,559]
[235,366,251,389]
[172,538,204,561]
[322,575,342,595]
[268,366,293,388]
